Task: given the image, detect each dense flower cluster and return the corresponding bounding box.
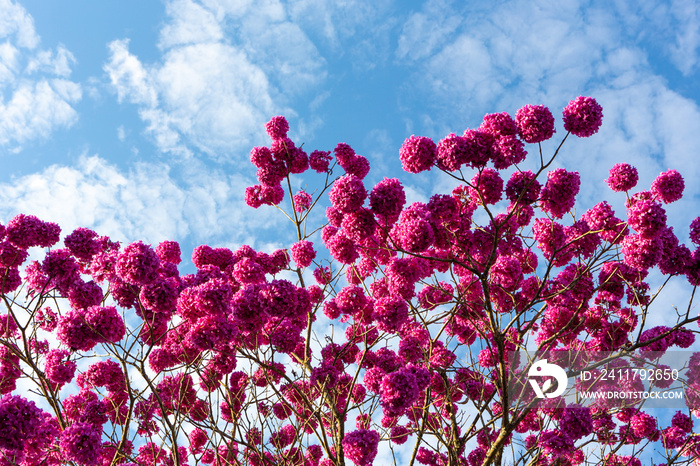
[606,163,638,192]
[562,96,604,137]
[515,104,556,143]
[0,99,696,466]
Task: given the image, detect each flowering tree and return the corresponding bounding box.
[1,96,699,466]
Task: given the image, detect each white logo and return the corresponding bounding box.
[528,359,568,399]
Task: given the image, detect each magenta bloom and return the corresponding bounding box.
[515,104,555,143]
[627,199,666,239]
[115,241,159,286]
[5,214,60,249]
[342,429,380,466]
[539,168,580,218]
[621,233,662,270]
[291,240,316,268]
[265,116,289,140]
[505,170,541,204]
[57,306,126,351]
[492,134,527,169]
[373,296,409,333]
[0,394,45,451]
[651,169,685,204]
[690,217,700,246]
[399,135,436,173]
[436,133,469,171]
[329,175,367,213]
[45,349,77,385]
[606,163,638,192]
[293,190,312,212]
[480,111,517,137]
[369,178,406,224]
[60,422,102,466]
[379,368,420,417]
[563,96,603,137]
[470,168,503,205]
[155,240,181,265]
[64,227,100,262]
[309,150,332,173]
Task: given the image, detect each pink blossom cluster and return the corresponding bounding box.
[0,97,697,466]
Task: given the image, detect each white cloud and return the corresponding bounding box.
[0,0,39,49]
[104,0,327,161]
[105,39,157,107]
[117,125,126,141]
[0,154,283,248]
[25,45,75,77]
[0,79,81,148]
[159,0,224,49]
[0,0,81,151]
[668,0,700,75]
[396,0,460,61]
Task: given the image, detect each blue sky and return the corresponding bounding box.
[1,0,699,267]
[2,1,700,462]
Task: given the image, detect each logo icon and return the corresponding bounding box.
[528,359,568,399]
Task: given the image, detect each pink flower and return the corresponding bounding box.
[67,279,103,310]
[41,248,80,294]
[559,405,593,440]
[342,208,376,241]
[293,190,312,212]
[630,412,658,439]
[291,240,316,268]
[563,96,603,137]
[265,116,289,140]
[309,150,332,173]
[380,368,419,417]
[651,169,685,203]
[621,233,662,270]
[461,129,494,168]
[369,178,406,224]
[480,112,517,137]
[5,214,60,249]
[329,175,367,213]
[470,168,503,205]
[56,306,126,351]
[334,143,370,179]
[0,394,45,451]
[690,217,700,246]
[581,201,628,243]
[436,133,469,171]
[373,296,408,333]
[60,422,102,466]
[250,146,273,168]
[490,255,522,291]
[155,240,181,265]
[115,241,159,286]
[64,227,100,262]
[627,199,666,239]
[505,170,541,204]
[342,429,380,466]
[672,411,693,433]
[44,349,76,385]
[515,104,555,143]
[533,218,569,266]
[492,134,527,169]
[399,135,436,173]
[539,168,580,218]
[326,230,359,264]
[390,425,409,445]
[0,266,21,293]
[606,163,638,192]
[538,430,574,459]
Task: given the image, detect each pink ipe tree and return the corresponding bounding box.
[0,96,699,466]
